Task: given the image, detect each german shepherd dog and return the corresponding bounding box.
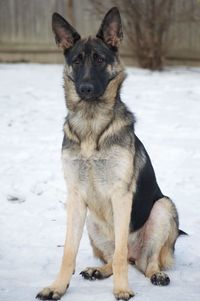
[37,7,183,301]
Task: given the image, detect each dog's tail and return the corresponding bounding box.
[178,229,188,236]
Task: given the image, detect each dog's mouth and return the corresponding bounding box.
[76,89,104,102]
[79,95,101,102]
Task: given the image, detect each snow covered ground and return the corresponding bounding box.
[0,64,200,301]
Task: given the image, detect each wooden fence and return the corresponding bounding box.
[0,0,200,65]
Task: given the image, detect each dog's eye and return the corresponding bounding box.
[73,54,83,65]
[93,53,104,64]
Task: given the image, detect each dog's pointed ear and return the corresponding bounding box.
[96,7,123,49]
[52,13,80,49]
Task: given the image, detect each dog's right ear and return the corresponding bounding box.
[52,13,80,49]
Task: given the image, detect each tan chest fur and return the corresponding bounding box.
[62,141,134,226]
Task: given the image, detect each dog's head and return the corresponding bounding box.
[52,7,124,107]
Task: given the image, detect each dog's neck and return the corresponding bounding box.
[63,71,129,155]
[68,101,114,145]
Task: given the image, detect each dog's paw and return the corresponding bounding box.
[151,272,170,286]
[80,267,104,280]
[36,288,61,300]
[114,288,134,300]
[36,284,69,300]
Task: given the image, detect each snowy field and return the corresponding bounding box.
[0,63,200,301]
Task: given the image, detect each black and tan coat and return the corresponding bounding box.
[37,7,180,301]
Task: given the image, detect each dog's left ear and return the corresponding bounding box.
[96,7,123,49]
[52,13,80,49]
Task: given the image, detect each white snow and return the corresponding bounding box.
[0,64,200,301]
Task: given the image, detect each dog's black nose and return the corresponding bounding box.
[79,83,94,99]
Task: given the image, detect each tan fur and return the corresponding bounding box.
[159,199,179,269]
[89,236,107,263]
[37,187,87,299]
[111,191,134,297]
[130,197,178,278]
[63,122,79,144]
[106,60,125,80]
[63,68,80,111]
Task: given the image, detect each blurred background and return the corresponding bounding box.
[0,0,200,70]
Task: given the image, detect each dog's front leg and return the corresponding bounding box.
[111,191,134,300]
[37,188,87,300]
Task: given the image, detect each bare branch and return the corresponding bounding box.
[89,0,200,70]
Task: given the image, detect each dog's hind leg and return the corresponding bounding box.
[80,215,114,280]
[135,197,178,286]
[80,262,113,280]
